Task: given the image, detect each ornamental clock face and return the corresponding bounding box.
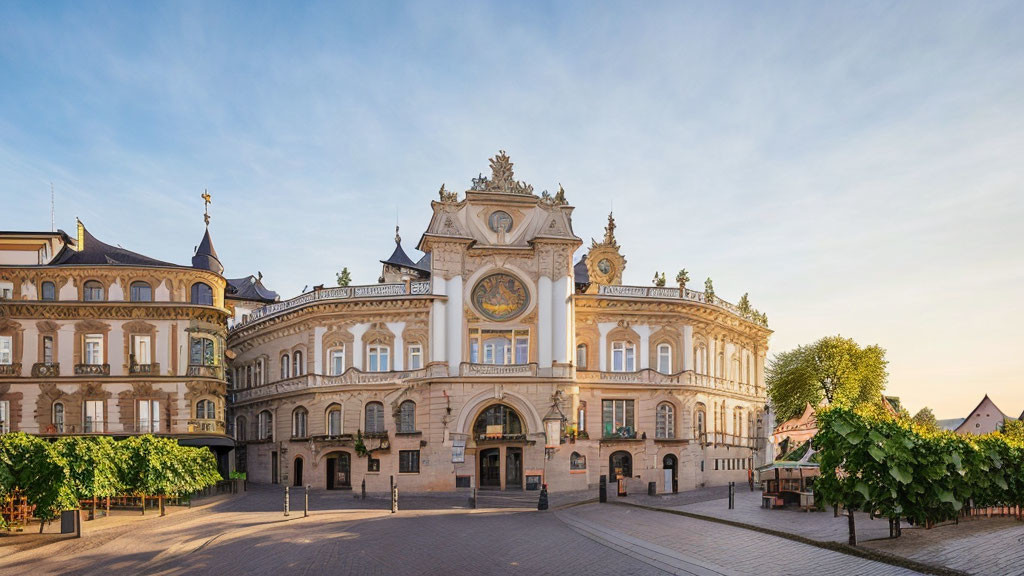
[598,258,612,275]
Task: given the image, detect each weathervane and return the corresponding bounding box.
[202,189,212,226]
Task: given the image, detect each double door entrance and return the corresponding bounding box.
[479,446,523,490]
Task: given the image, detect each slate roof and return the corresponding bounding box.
[191,227,224,275]
[574,255,589,284]
[50,223,177,267]
[937,418,966,431]
[381,236,431,275]
[227,275,279,303]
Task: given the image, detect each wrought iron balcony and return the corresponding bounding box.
[0,363,22,376]
[129,362,161,375]
[74,363,110,376]
[187,364,223,379]
[32,362,59,377]
[187,418,225,433]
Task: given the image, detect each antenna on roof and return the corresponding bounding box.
[50,182,55,232]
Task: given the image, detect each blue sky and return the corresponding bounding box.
[2,1,1022,418]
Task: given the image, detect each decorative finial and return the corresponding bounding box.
[395,225,401,245]
[439,183,458,202]
[482,150,534,195]
[201,189,212,226]
[604,212,617,245]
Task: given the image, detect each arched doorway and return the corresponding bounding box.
[609,450,632,480]
[473,404,525,490]
[293,456,304,487]
[325,451,351,490]
[663,454,678,493]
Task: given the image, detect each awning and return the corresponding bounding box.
[177,436,236,449]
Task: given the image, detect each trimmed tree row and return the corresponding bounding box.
[815,407,1024,544]
[0,433,221,531]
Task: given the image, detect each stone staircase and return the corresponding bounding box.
[474,490,539,509]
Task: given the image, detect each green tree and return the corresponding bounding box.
[56,436,121,517]
[1000,419,1024,442]
[336,267,352,287]
[911,407,940,433]
[767,335,889,422]
[0,433,76,531]
[737,293,751,316]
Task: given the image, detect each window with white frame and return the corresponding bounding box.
[258,410,273,440]
[83,280,104,301]
[292,407,308,438]
[84,400,104,433]
[84,334,103,365]
[281,354,290,379]
[576,344,587,369]
[190,336,216,367]
[132,335,151,365]
[611,341,635,372]
[656,402,675,439]
[330,347,346,375]
[0,400,9,433]
[326,405,343,436]
[407,344,423,370]
[293,350,303,376]
[695,343,707,375]
[657,343,672,373]
[367,345,389,372]
[468,328,529,365]
[53,402,64,433]
[0,336,12,365]
[129,281,152,302]
[196,399,216,420]
[138,399,161,433]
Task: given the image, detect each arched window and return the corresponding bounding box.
[129,281,152,302]
[83,280,104,301]
[397,400,416,433]
[695,343,708,375]
[196,399,216,420]
[330,346,346,375]
[281,354,290,379]
[292,407,308,438]
[694,403,707,440]
[235,415,247,441]
[258,410,273,440]
[53,401,65,433]
[656,402,675,439]
[657,343,672,373]
[570,451,587,470]
[292,350,303,376]
[189,336,216,366]
[326,404,343,436]
[255,359,264,385]
[473,404,524,439]
[41,281,56,301]
[576,344,588,369]
[731,355,740,383]
[190,282,213,306]
[364,402,385,434]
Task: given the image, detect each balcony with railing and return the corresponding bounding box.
[187,418,226,434]
[32,362,59,377]
[129,362,161,375]
[593,284,769,328]
[74,363,110,376]
[187,364,223,379]
[694,431,764,449]
[460,363,537,377]
[575,369,764,397]
[0,363,22,376]
[233,368,432,403]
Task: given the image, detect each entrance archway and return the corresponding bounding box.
[293,456,304,487]
[473,404,526,491]
[325,451,351,490]
[663,454,678,493]
[609,450,632,480]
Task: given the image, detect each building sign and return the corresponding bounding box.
[471,273,530,321]
[451,436,466,463]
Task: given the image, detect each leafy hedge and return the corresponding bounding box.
[815,407,1024,531]
[0,433,222,527]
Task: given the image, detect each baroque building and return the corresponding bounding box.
[0,207,235,474]
[228,152,773,493]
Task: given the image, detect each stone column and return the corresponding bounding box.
[387,322,406,371]
[350,323,369,371]
[538,275,552,368]
[551,275,572,366]
[431,277,447,364]
[445,276,463,376]
[682,325,694,372]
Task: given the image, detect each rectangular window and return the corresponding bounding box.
[0,282,12,300]
[368,346,389,372]
[132,335,151,365]
[84,400,104,433]
[41,282,56,301]
[84,334,103,365]
[611,341,635,372]
[399,450,420,474]
[190,337,215,366]
[657,346,672,373]
[331,349,346,375]
[601,399,634,437]
[0,400,9,433]
[408,345,422,370]
[468,329,530,365]
[328,409,342,436]
[42,336,54,363]
[368,457,380,472]
[138,399,160,433]
[576,345,587,369]
[0,336,12,365]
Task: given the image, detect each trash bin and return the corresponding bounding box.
[648,482,657,496]
[60,510,77,534]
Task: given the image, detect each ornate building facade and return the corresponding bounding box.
[0,214,235,474]
[228,152,773,493]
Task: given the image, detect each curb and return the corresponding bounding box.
[613,501,967,576]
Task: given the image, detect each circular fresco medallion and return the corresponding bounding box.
[488,210,513,234]
[598,258,612,275]
[471,273,530,321]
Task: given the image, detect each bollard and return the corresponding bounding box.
[304,485,309,518]
[538,484,549,511]
[361,478,366,500]
[284,486,290,517]
[648,482,657,497]
[599,475,607,503]
[472,487,477,509]
[391,484,398,513]
[728,482,735,510]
